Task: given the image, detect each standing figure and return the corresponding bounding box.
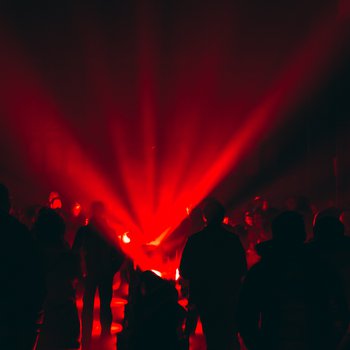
[238,211,349,350]
[180,198,247,350]
[73,201,124,350]
[35,208,80,350]
[307,215,350,349]
[0,184,45,350]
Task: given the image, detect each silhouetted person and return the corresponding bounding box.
[126,270,185,350]
[34,208,80,350]
[180,198,247,350]
[73,201,124,350]
[0,184,45,350]
[66,202,86,247]
[285,196,315,240]
[237,211,349,350]
[307,215,350,349]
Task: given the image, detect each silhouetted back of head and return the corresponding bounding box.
[35,207,66,244]
[0,183,10,213]
[90,201,106,220]
[272,211,306,246]
[202,198,225,225]
[313,207,341,226]
[313,216,344,242]
[189,206,202,221]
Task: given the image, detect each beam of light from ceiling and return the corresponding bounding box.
[111,4,234,247]
[0,24,141,241]
[148,10,348,249]
[0,4,348,272]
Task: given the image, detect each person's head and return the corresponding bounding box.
[188,206,205,227]
[271,211,306,246]
[90,201,106,221]
[35,207,66,244]
[0,184,10,213]
[48,191,62,209]
[313,207,341,226]
[313,216,344,242]
[202,198,225,225]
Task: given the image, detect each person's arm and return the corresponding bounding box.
[72,227,87,277]
[179,237,193,280]
[111,242,125,273]
[70,250,83,280]
[236,235,248,278]
[72,227,85,252]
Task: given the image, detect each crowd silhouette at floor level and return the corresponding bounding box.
[1,183,350,350]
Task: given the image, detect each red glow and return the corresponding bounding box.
[90,321,122,337]
[76,297,127,310]
[49,191,62,209]
[72,202,81,217]
[50,199,62,210]
[0,5,347,273]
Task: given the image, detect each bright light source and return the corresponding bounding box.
[151,269,162,277]
[175,268,180,281]
[122,232,131,244]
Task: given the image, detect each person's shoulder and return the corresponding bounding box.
[5,214,31,237]
[183,229,207,250]
[2,214,37,251]
[188,228,206,241]
[2,212,25,228]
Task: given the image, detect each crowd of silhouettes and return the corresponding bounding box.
[0,184,125,350]
[1,183,350,350]
[237,211,349,350]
